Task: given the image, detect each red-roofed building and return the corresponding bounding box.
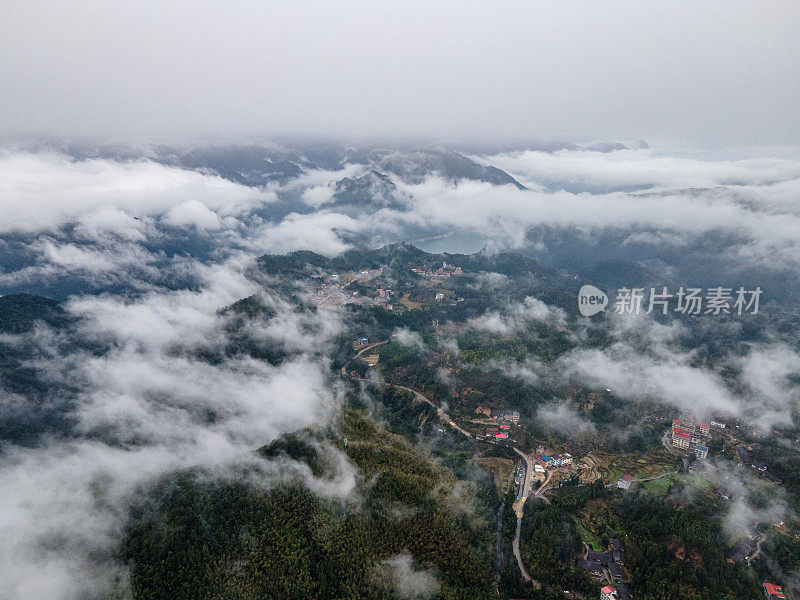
[617,474,633,489]
[495,433,508,440]
[695,422,710,436]
[763,582,786,599]
[601,585,617,600]
[672,430,692,449]
[499,424,511,429]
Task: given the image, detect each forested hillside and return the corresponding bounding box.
[121,409,496,600]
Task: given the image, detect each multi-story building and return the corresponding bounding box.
[601,585,618,600]
[695,444,709,459]
[672,430,691,449]
[673,419,710,438]
[695,422,710,436]
[550,454,573,468]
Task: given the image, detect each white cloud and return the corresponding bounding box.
[536,402,596,436]
[0,261,353,600]
[467,297,566,335]
[392,327,425,350]
[382,554,439,600]
[251,211,363,256]
[0,151,273,235]
[738,344,800,431]
[163,199,223,230]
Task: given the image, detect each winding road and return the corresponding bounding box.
[511,447,544,587]
[604,469,679,488]
[343,347,547,585]
[341,340,389,374]
[390,384,472,438]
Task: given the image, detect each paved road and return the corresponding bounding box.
[391,384,472,437]
[494,469,516,585]
[661,429,674,453]
[605,469,679,488]
[512,516,536,585]
[342,340,389,374]
[748,533,766,563]
[512,447,536,515]
[511,447,543,587]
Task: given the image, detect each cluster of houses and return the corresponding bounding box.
[671,418,710,459]
[735,444,783,484]
[479,409,521,441]
[411,262,463,278]
[314,268,395,309]
[579,538,631,600]
[600,584,632,600]
[537,453,573,469]
[484,425,510,440]
[492,409,520,424]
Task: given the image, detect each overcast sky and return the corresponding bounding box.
[1,1,798,145]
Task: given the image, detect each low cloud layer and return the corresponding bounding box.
[0,261,353,600]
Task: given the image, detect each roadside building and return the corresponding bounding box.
[578,559,605,579]
[550,454,573,468]
[611,538,626,565]
[616,583,633,600]
[672,430,691,449]
[486,427,499,437]
[736,446,750,464]
[763,582,786,599]
[727,539,754,563]
[587,550,613,563]
[600,585,618,600]
[492,409,520,424]
[617,474,632,489]
[494,433,508,440]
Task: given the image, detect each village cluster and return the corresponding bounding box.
[670,417,711,459]
[345,320,795,600]
[410,261,463,278]
[580,538,631,600]
[312,267,395,309]
[311,261,466,310]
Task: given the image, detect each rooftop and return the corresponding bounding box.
[764,582,785,598]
